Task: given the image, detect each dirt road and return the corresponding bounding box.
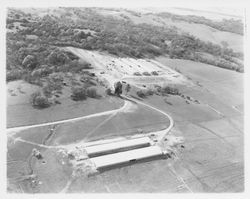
[7,100,129,134]
[121,95,174,141]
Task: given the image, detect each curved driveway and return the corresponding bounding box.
[7,96,174,143]
[7,100,129,134]
[121,95,174,142]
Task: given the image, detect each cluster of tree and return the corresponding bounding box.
[158,85,180,96]
[114,81,123,96]
[156,12,243,35]
[86,87,99,98]
[70,86,98,101]
[6,29,92,83]
[194,53,244,72]
[6,69,24,82]
[167,34,243,72]
[136,89,154,98]
[71,86,87,101]
[42,73,64,97]
[7,7,244,79]
[30,91,50,108]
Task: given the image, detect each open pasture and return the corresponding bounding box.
[7,95,123,128]
[52,102,170,145]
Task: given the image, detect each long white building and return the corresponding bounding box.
[85,137,152,157]
[90,145,163,169]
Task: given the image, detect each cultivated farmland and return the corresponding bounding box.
[6,7,244,194]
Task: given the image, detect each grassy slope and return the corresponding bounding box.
[52,103,170,144]
[7,96,123,127]
[7,58,244,192]
[155,57,243,108]
[7,96,171,192]
[66,56,244,193]
[7,8,244,193]
[7,79,123,127]
[97,9,243,53]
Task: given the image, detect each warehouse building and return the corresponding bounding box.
[85,137,153,157]
[90,145,164,169]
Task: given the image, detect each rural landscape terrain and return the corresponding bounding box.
[6,7,244,193]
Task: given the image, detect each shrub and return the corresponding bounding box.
[142,72,151,76]
[49,73,64,82]
[67,60,93,73]
[114,81,123,96]
[30,91,50,108]
[161,85,180,95]
[137,90,146,98]
[48,50,69,65]
[31,66,52,77]
[136,88,155,98]
[125,84,131,94]
[6,70,23,82]
[23,73,43,86]
[151,71,159,76]
[86,87,98,98]
[42,74,63,97]
[71,86,87,101]
[42,85,52,97]
[88,79,97,86]
[174,68,181,73]
[65,51,79,60]
[145,89,154,96]
[22,55,38,70]
[133,72,142,76]
[105,88,112,95]
[236,67,244,73]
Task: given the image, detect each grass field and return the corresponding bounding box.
[7,96,171,192]
[7,6,244,193]
[68,158,183,193]
[7,91,123,127]
[47,102,170,145]
[57,56,244,193]
[32,149,73,193]
[7,53,244,193]
[156,57,243,108]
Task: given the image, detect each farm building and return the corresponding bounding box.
[90,146,164,169]
[85,137,153,157]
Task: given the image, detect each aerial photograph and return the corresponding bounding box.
[6,6,244,193]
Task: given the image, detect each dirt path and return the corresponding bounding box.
[10,96,174,150]
[121,95,174,142]
[7,100,129,134]
[8,94,174,193]
[58,95,174,193]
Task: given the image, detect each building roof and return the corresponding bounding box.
[90,146,163,169]
[85,137,152,155]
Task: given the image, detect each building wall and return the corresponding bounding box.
[85,137,152,158]
[90,146,163,169]
[87,142,150,158]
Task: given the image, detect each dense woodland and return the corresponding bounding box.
[7,7,244,86]
[156,12,244,35]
